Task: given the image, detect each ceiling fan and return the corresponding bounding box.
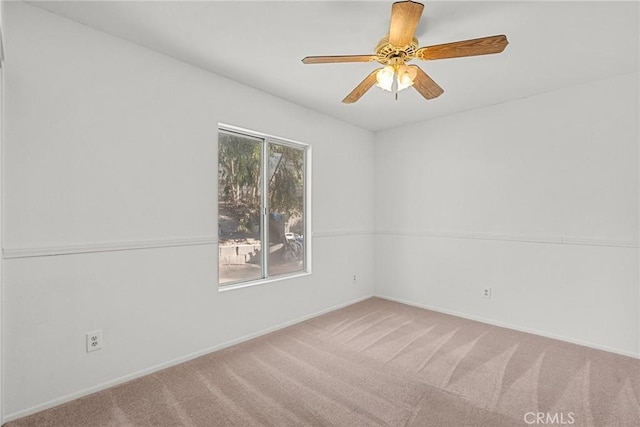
[301,1,508,103]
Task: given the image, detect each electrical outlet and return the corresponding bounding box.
[352,274,357,284]
[86,330,103,352]
[483,288,492,299]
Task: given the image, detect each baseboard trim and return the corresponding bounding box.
[375,230,639,248]
[3,230,376,259]
[3,236,219,259]
[375,294,640,360]
[2,294,374,424]
[313,230,374,238]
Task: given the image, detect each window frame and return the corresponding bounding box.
[217,123,312,291]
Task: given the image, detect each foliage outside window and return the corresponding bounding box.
[218,127,309,287]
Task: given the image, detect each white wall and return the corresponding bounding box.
[0,0,5,420]
[2,2,375,420]
[375,72,639,357]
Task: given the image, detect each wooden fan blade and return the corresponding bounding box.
[416,35,508,60]
[342,68,381,104]
[388,1,424,47]
[302,55,378,64]
[410,65,443,100]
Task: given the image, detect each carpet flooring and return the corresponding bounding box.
[6,297,640,426]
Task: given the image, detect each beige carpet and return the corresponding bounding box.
[6,298,640,426]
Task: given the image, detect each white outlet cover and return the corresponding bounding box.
[86,330,103,352]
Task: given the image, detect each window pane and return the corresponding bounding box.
[268,142,305,277]
[218,132,263,285]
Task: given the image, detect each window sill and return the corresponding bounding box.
[218,271,311,293]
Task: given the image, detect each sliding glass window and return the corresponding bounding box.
[218,126,309,288]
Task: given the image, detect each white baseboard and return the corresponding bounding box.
[375,294,640,360]
[2,294,374,424]
[313,230,374,238]
[2,230,376,259]
[3,236,218,259]
[375,230,639,248]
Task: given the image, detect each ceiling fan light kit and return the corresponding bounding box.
[377,63,418,92]
[301,0,509,104]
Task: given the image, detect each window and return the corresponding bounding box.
[218,125,310,288]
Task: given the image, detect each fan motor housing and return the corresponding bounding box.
[375,35,419,64]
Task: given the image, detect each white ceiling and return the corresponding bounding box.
[30,1,639,132]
